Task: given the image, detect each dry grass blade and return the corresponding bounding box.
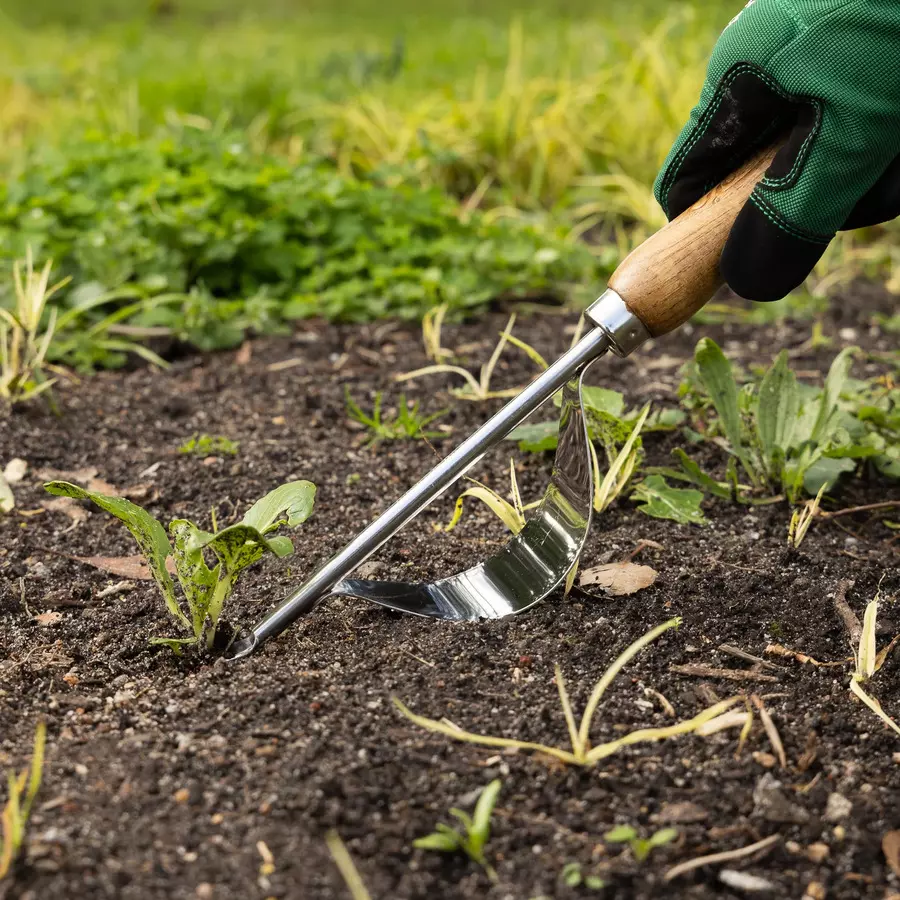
[788,484,825,549]
[391,698,580,765]
[325,830,372,900]
[395,313,524,401]
[577,618,681,752]
[750,694,787,768]
[592,404,650,513]
[695,710,751,737]
[585,697,742,764]
[395,617,745,768]
[664,834,780,882]
[422,303,451,363]
[765,644,848,668]
[847,587,900,737]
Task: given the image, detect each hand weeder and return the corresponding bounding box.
[228,146,778,660]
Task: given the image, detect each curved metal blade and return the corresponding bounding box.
[331,361,597,620]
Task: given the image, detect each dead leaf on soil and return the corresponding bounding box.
[4,458,28,483]
[34,611,62,627]
[41,497,89,530]
[578,561,658,596]
[884,831,900,878]
[72,554,177,580]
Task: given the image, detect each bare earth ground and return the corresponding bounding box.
[1,287,898,900]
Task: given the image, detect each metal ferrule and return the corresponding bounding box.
[585,289,651,357]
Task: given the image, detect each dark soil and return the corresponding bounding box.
[1,288,899,900]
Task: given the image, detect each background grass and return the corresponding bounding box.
[0,0,896,366]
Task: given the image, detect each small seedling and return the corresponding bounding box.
[604,824,677,862]
[787,484,826,548]
[396,313,541,401]
[43,479,315,652]
[178,434,240,457]
[414,779,501,882]
[561,861,606,889]
[0,249,70,406]
[344,387,448,445]
[395,619,742,767]
[1,721,46,878]
[849,586,900,736]
[444,458,537,534]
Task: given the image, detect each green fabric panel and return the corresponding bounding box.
[655,0,900,237]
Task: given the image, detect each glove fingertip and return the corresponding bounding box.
[721,201,830,303]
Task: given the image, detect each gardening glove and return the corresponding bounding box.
[654,0,900,303]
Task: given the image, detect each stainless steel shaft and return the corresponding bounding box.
[229,324,612,657]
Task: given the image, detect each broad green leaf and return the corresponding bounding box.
[170,519,218,638]
[189,522,294,574]
[471,779,501,847]
[604,825,637,843]
[694,338,744,457]
[241,480,316,533]
[413,831,461,853]
[802,457,856,497]
[810,347,857,445]
[507,420,558,453]
[755,350,799,471]
[581,386,625,419]
[632,475,705,525]
[643,408,686,431]
[43,481,186,627]
[875,452,900,479]
[672,449,733,499]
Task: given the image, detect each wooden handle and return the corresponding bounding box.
[608,144,779,337]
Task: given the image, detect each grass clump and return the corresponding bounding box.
[344,388,448,446]
[671,340,899,504]
[43,479,315,652]
[394,618,742,767]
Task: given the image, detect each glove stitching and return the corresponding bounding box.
[749,191,831,243]
[661,63,826,209]
[760,99,821,189]
[659,62,798,215]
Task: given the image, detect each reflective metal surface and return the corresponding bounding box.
[586,289,651,357]
[227,326,611,659]
[331,364,596,621]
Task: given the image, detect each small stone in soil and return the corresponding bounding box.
[823,792,852,823]
[719,869,776,892]
[752,773,810,824]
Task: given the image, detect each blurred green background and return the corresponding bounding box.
[0,0,895,370]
